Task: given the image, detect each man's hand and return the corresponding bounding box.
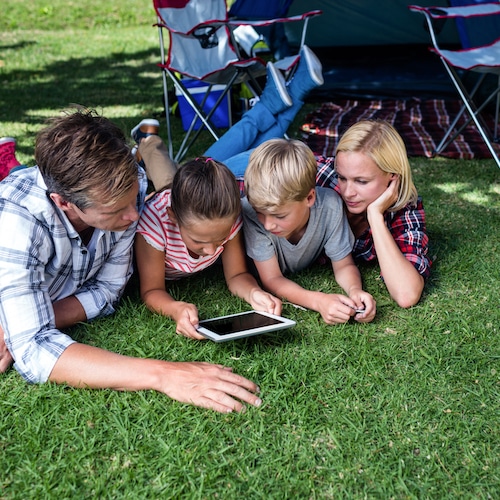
[158,361,262,413]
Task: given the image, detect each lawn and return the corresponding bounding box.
[1,1,499,498]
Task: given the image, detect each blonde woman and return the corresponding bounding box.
[330,120,431,308]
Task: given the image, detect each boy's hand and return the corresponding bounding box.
[172,301,206,340]
[348,290,376,323]
[317,293,359,324]
[248,289,283,317]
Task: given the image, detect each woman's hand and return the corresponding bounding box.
[367,175,400,216]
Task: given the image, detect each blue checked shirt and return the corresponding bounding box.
[0,166,147,383]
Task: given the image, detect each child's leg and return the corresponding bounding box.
[138,135,178,191]
[204,62,291,163]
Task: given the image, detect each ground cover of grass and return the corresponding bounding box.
[1,1,499,498]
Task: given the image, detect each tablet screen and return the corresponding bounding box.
[197,311,296,342]
[201,311,284,335]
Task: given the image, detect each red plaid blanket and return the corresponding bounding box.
[300,98,499,160]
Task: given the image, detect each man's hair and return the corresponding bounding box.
[170,157,241,227]
[335,120,418,210]
[244,139,317,210]
[35,107,138,210]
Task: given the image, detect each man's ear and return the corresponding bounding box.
[49,193,70,210]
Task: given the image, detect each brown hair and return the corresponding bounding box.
[170,156,241,227]
[35,107,139,210]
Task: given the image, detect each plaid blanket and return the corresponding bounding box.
[300,98,499,160]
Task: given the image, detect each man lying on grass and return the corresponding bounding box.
[0,108,262,414]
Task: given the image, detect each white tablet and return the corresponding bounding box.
[197,310,296,342]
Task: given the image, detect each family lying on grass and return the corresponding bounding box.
[0,46,431,413]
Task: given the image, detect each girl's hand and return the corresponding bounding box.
[368,175,400,216]
[172,302,206,340]
[248,289,283,317]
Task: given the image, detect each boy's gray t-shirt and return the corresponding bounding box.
[242,187,354,275]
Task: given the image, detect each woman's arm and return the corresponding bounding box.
[134,234,204,339]
[367,178,424,308]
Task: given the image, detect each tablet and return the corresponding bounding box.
[197,311,296,342]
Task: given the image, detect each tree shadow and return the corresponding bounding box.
[1,45,168,157]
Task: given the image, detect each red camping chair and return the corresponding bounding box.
[153,0,321,162]
[409,3,500,168]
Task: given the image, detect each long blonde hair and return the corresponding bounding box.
[335,120,418,211]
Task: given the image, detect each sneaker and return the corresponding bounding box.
[0,137,21,181]
[300,45,324,86]
[286,45,324,103]
[131,119,160,145]
[258,62,292,116]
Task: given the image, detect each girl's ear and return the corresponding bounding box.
[166,206,177,223]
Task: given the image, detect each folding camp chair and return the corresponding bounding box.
[153,0,321,162]
[409,3,500,168]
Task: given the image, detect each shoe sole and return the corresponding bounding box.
[267,62,293,107]
[131,119,160,141]
[0,137,16,146]
[302,45,324,86]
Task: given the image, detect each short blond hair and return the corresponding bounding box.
[335,120,418,211]
[244,139,317,210]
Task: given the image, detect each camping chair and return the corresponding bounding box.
[153,0,321,162]
[409,3,500,168]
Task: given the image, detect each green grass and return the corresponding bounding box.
[1,1,499,498]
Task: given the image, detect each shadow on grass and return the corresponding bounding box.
[0,44,166,153]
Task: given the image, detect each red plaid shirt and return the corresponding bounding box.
[236,155,431,279]
[315,155,431,278]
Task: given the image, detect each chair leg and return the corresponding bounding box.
[440,62,500,168]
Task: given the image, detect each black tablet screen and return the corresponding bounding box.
[201,312,283,335]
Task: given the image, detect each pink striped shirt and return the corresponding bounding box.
[136,190,242,279]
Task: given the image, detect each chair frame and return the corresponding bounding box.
[153,0,321,162]
[409,3,500,168]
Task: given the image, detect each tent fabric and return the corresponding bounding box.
[299,98,500,160]
[285,0,460,47]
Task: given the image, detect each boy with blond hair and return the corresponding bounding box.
[242,138,376,324]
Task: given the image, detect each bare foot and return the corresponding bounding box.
[0,325,13,372]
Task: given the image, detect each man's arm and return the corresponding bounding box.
[49,343,262,413]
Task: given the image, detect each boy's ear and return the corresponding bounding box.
[306,188,316,207]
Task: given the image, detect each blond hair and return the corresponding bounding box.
[244,139,317,210]
[335,120,418,210]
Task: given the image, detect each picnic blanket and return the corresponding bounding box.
[300,98,499,160]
